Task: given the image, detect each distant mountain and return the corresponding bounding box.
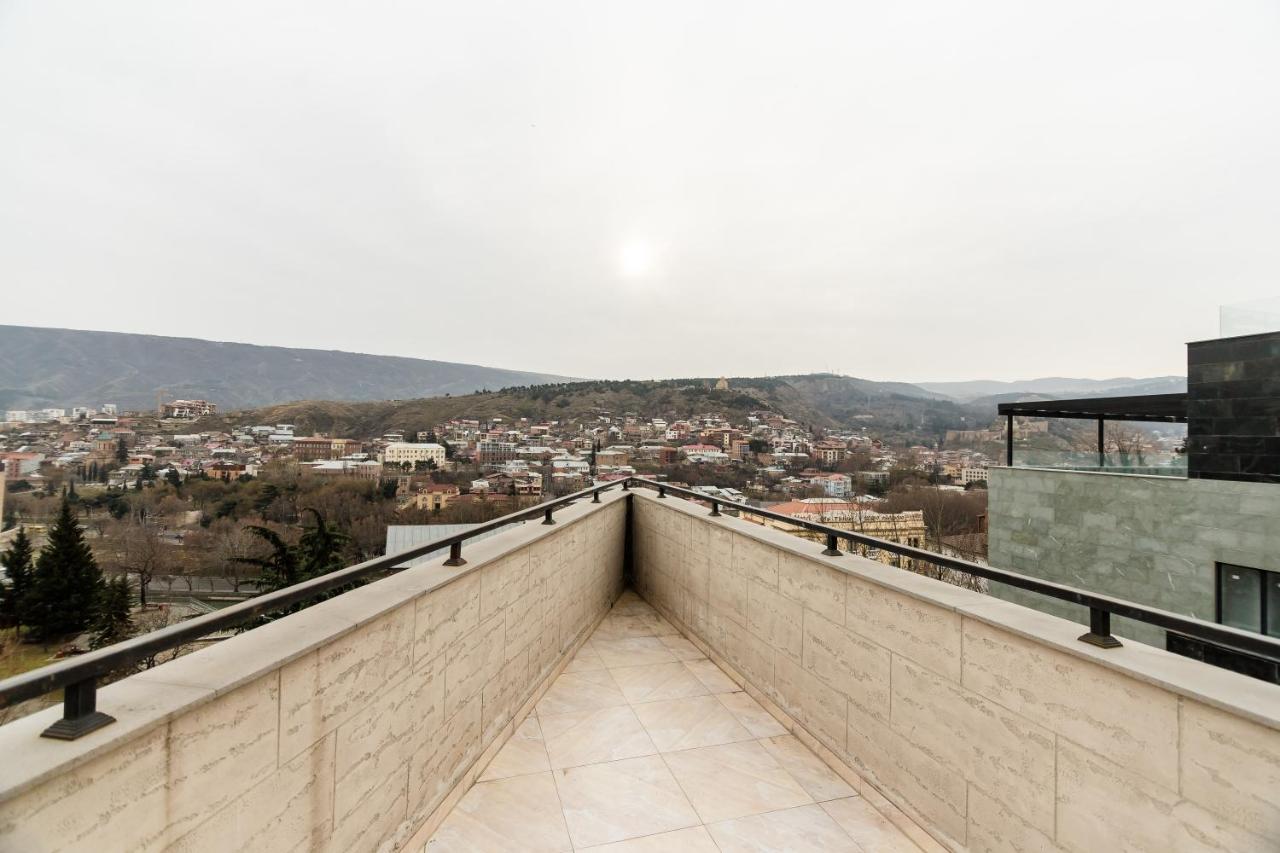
[916,376,1186,403]
[211,373,973,445]
[0,325,573,412]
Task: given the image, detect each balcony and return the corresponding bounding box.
[1,484,1278,852]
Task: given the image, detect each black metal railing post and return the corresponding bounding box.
[542,506,556,525]
[593,489,601,503]
[822,533,841,556]
[41,678,115,740]
[622,479,630,491]
[709,501,721,517]
[443,541,466,567]
[658,486,667,499]
[1078,607,1122,649]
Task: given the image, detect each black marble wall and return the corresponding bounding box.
[1187,330,1280,483]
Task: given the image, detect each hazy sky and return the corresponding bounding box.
[2,2,1278,382]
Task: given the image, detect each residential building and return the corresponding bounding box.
[382,442,446,467]
[162,399,217,419]
[989,329,1280,677]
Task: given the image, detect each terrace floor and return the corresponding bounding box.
[422,591,923,852]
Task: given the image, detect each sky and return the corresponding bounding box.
[1,1,1278,383]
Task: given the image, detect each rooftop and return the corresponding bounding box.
[0,482,1276,852]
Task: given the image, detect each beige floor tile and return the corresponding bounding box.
[682,657,740,693]
[593,613,667,640]
[479,716,550,781]
[707,803,865,852]
[554,755,700,848]
[659,635,706,661]
[536,669,627,716]
[611,591,650,612]
[610,662,710,704]
[539,705,657,769]
[633,694,755,752]
[577,825,720,852]
[821,796,922,852]
[564,644,608,673]
[717,691,788,738]
[663,739,813,823]
[594,636,679,668]
[759,735,856,802]
[425,771,571,853]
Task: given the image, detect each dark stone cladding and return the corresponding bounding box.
[1186,330,1280,483]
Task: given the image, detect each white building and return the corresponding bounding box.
[382,442,446,467]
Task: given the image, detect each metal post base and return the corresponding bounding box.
[41,711,115,740]
[1077,631,1122,649]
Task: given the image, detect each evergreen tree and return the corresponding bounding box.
[235,526,302,592]
[296,509,350,579]
[0,527,35,632]
[90,575,134,649]
[165,468,182,490]
[27,499,105,642]
[115,437,128,464]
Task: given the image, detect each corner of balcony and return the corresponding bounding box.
[0,484,1277,852]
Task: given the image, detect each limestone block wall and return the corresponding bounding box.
[988,466,1280,644]
[0,494,626,853]
[632,492,1280,853]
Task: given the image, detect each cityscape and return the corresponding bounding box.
[1,2,1278,852]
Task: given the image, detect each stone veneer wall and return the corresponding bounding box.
[631,492,1280,853]
[0,494,626,852]
[988,466,1280,645]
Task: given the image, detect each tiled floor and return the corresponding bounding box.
[425,591,923,852]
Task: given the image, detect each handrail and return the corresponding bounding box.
[630,480,1280,664]
[0,480,624,739]
[5,473,1278,742]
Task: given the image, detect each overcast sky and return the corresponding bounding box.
[1,2,1277,383]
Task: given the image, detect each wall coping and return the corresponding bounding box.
[0,491,628,803]
[991,465,1189,484]
[636,491,1280,730]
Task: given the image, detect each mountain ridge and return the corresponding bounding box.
[0,325,574,411]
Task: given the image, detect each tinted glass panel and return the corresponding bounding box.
[1220,564,1262,632]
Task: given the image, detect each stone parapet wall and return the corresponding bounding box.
[0,494,626,852]
[632,492,1280,852]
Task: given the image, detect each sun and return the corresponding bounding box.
[618,240,653,279]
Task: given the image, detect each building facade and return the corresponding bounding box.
[989,330,1280,671]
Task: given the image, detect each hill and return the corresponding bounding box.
[0,325,572,411]
[203,374,981,446]
[916,375,1186,402]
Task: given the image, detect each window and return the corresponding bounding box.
[1217,563,1280,636]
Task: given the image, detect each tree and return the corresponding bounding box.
[117,520,165,607]
[295,509,350,579]
[116,437,129,464]
[90,575,134,649]
[0,527,35,633]
[27,499,105,642]
[235,526,301,593]
[165,468,182,490]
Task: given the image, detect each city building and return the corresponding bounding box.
[382,442,446,467]
[161,399,217,419]
[989,329,1280,677]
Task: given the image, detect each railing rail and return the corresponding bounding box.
[5,475,1279,741]
[0,480,625,739]
[625,479,1280,663]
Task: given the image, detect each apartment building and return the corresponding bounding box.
[989,329,1280,679]
[382,442,446,467]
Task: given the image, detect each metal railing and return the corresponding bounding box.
[0,480,625,740]
[631,480,1280,665]
[4,475,1279,741]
